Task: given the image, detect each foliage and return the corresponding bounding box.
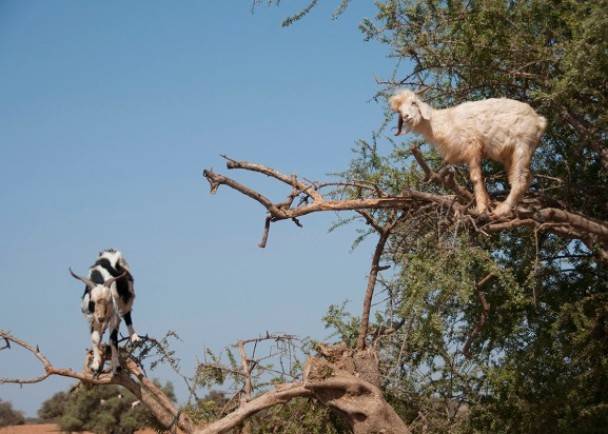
[28,2,607,433]
[365,0,608,219]
[186,335,349,431]
[249,397,348,434]
[241,2,608,432]
[38,390,68,421]
[0,399,25,427]
[37,380,175,434]
[319,1,608,433]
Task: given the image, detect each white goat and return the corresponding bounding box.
[389,90,547,217]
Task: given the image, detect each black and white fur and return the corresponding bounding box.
[71,249,139,374]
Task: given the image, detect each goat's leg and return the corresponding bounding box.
[493,146,532,217]
[109,316,121,375]
[89,327,103,373]
[468,157,490,214]
[122,311,140,343]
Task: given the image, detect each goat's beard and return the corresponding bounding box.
[395,114,410,136]
[395,114,403,136]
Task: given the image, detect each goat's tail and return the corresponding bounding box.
[537,115,548,139]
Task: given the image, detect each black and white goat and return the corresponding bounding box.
[70,249,139,374]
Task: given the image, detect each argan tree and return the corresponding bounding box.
[0,399,25,428]
[2,1,607,433]
[38,380,175,434]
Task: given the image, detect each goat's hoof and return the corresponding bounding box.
[475,206,489,215]
[130,334,141,343]
[469,205,489,217]
[492,203,513,218]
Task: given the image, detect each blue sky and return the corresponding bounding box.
[0,1,400,415]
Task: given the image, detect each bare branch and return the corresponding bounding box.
[462,274,494,358]
[410,146,473,200]
[203,170,284,217]
[203,158,608,264]
[357,230,391,351]
[222,156,323,202]
[0,330,195,433]
[194,383,312,434]
[258,216,272,248]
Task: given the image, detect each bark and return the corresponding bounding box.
[2,330,410,434]
[202,156,608,264]
[194,383,312,434]
[304,344,410,434]
[236,339,253,434]
[0,330,195,434]
[356,229,391,350]
[462,273,494,358]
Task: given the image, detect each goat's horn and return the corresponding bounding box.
[416,86,430,96]
[103,271,127,288]
[69,267,97,289]
[395,114,404,136]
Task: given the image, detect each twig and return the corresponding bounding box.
[204,157,608,262]
[258,216,272,248]
[462,274,494,358]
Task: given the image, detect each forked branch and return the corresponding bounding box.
[0,329,194,433]
[1,329,409,434]
[202,156,608,263]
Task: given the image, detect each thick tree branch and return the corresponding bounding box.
[0,330,195,433]
[195,383,312,434]
[203,157,608,265]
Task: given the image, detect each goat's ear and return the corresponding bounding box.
[388,94,402,112]
[418,100,433,120]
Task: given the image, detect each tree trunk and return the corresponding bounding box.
[304,344,410,434]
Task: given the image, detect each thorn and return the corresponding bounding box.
[36,345,40,353]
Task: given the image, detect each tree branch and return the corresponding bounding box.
[356,228,392,351]
[202,157,608,265]
[0,330,195,433]
[194,383,312,434]
[462,274,494,358]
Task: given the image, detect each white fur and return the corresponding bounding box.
[84,282,120,374]
[97,249,139,342]
[98,249,122,269]
[389,90,547,216]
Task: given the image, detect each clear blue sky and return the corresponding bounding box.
[0,1,399,416]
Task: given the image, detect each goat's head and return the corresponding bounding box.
[69,268,126,323]
[90,293,111,324]
[98,248,123,268]
[388,90,433,135]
